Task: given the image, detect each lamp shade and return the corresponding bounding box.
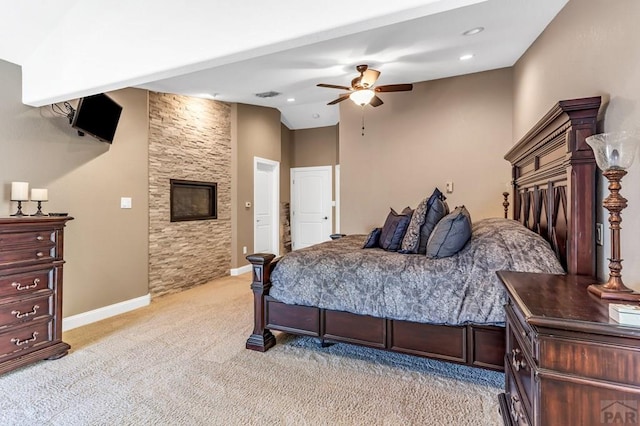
[31,188,48,201]
[586,131,640,171]
[10,182,29,201]
[349,89,375,106]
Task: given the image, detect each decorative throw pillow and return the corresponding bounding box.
[417,189,449,254]
[400,196,430,253]
[426,206,472,259]
[400,206,414,216]
[363,228,382,248]
[379,207,413,251]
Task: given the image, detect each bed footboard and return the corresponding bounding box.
[246,253,277,352]
[245,253,504,370]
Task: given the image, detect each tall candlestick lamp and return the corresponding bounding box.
[10,182,29,217]
[586,131,640,301]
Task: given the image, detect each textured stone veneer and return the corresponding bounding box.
[148,92,231,297]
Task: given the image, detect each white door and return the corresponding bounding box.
[291,166,332,250]
[254,157,279,255]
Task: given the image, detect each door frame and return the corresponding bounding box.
[253,156,280,256]
[290,165,333,250]
[335,164,340,234]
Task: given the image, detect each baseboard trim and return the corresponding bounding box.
[230,264,252,276]
[62,294,151,332]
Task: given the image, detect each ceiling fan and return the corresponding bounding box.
[317,64,413,107]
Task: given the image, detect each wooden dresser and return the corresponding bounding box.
[497,271,640,426]
[0,216,73,375]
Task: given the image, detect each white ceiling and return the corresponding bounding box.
[2,0,567,129]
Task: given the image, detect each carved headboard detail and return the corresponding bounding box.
[504,97,601,276]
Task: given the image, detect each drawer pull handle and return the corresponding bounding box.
[12,305,40,319]
[511,348,527,372]
[36,252,44,258]
[510,394,519,422]
[12,278,40,291]
[510,394,527,422]
[36,235,44,241]
[11,332,39,346]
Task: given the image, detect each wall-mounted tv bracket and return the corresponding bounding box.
[51,101,84,136]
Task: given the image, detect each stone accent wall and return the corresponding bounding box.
[148,92,231,297]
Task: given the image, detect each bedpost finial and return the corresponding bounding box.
[502,192,510,219]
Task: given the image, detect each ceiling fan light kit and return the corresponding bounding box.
[317,64,413,136]
[317,64,413,108]
[349,89,375,106]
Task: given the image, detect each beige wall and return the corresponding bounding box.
[280,124,292,203]
[6,0,634,315]
[280,124,292,254]
[0,60,149,316]
[291,125,339,168]
[340,68,513,234]
[232,103,282,268]
[290,125,340,235]
[513,0,640,288]
[148,93,231,296]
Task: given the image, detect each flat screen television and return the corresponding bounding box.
[71,93,123,143]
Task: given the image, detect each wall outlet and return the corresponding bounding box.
[242,246,247,254]
[596,223,604,246]
[120,197,132,209]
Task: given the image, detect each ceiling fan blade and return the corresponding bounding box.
[317,83,352,90]
[370,95,384,107]
[361,69,380,88]
[327,94,351,105]
[375,84,413,92]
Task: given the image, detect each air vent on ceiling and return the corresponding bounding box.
[255,91,281,98]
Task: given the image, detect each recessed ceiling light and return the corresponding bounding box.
[463,27,484,36]
[312,113,320,119]
[287,98,295,102]
[459,54,474,61]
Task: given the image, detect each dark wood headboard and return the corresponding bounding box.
[504,97,601,277]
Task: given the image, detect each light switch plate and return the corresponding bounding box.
[596,222,604,246]
[445,181,454,194]
[120,197,132,209]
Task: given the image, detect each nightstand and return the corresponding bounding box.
[497,271,640,426]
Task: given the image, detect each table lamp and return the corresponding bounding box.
[30,188,48,216]
[10,182,29,216]
[586,131,640,301]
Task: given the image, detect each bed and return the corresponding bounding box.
[246,96,601,371]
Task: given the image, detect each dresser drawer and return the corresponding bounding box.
[0,294,52,329]
[0,319,53,359]
[0,269,51,298]
[0,229,55,247]
[507,323,535,419]
[0,246,56,266]
[506,362,531,425]
[506,303,534,358]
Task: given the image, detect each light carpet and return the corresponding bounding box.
[0,274,503,425]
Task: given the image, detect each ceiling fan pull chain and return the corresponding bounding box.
[361,106,366,136]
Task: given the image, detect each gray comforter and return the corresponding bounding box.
[270,218,564,325]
